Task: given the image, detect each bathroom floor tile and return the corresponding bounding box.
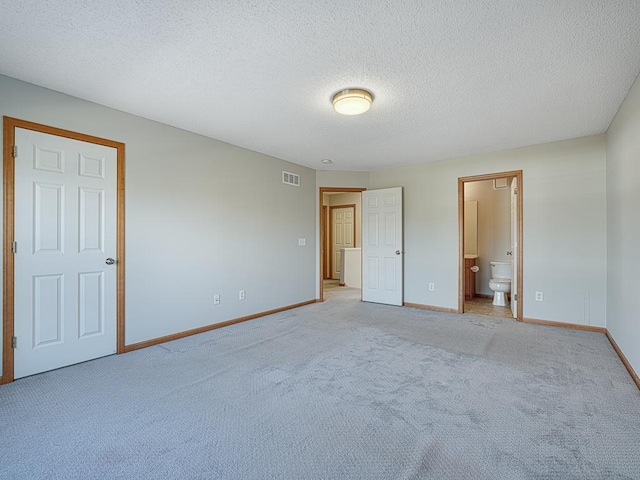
[464,296,514,319]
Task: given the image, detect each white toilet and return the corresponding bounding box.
[489,261,511,307]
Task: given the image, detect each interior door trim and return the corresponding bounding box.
[322,206,329,280]
[2,116,126,384]
[457,170,523,321]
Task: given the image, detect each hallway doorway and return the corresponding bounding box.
[318,187,365,301]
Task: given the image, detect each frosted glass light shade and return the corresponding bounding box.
[332,89,373,115]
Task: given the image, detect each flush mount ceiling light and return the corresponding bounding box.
[332,88,373,116]
[321,158,333,164]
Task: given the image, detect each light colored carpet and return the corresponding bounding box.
[1,286,639,479]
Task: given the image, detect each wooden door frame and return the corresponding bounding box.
[322,206,329,279]
[329,204,356,282]
[318,187,365,302]
[458,170,523,320]
[1,116,126,384]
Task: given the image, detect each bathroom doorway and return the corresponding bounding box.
[319,188,365,301]
[458,171,523,321]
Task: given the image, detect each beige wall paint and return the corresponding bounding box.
[370,135,607,327]
[0,74,316,373]
[607,72,640,375]
[465,179,512,295]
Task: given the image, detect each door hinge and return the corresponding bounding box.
[514,188,518,195]
[514,294,518,301]
[12,145,18,158]
[12,337,17,349]
[12,241,17,254]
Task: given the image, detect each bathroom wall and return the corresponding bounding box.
[369,134,607,327]
[463,201,478,256]
[607,72,640,376]
[464,180,512,296]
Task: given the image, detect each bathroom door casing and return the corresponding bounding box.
[361,187,403,306]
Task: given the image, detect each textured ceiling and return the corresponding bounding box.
[1,1,639,171]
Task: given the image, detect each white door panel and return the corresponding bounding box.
[331,207,354,280]
[362,188,403,306]
[14,128,117,378]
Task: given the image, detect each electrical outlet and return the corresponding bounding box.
[535,291,543,302]
[239,290,246,300]
[428,283,435,291]
[298,238,306,246]
[214,294,220,305]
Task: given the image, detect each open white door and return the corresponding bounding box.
[361,187,403,306]
[14,128,118,378]
[510,178,518,318]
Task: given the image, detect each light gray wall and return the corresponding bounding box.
[370,135,607,327]
[465,180,512,295]
[607,73,640,375]
[2,72,628,377]
[0,75,316,372]
[316,171,370,189]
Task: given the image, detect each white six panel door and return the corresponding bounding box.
[14,128,117,378]
[362,187,403,306]
[331,207,355,280]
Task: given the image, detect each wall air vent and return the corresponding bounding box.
[282,171,300,187]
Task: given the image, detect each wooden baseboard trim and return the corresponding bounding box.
[339,283,345,287]
[605,330,640,390]
[522,317,606,333]
[124,299,316,353]
[404,302,458,314]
